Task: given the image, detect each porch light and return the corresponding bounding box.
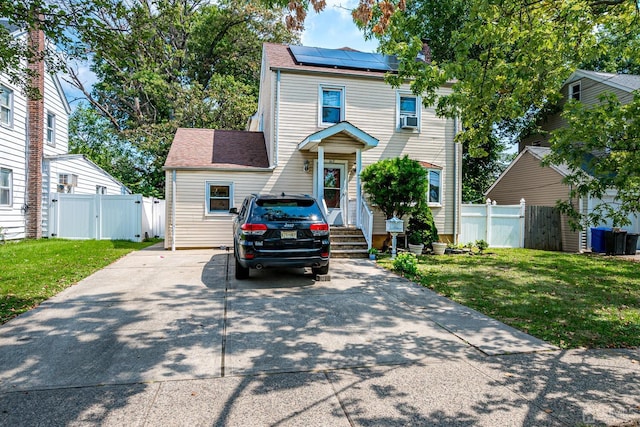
[303,159,310,173]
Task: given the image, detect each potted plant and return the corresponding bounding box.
[368,247,379,260]
[407,231,426,255]
[432,241,448,255]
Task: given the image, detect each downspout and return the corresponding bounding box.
[453,116,459,244]
[171,169,176,251]
[274,69,281,167]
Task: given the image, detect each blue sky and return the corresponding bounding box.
[301,2,378,52]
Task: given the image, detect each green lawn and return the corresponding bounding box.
[379,248,640,349]
[0,239,160,324]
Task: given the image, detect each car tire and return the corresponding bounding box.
[312,263,329,275]
[235,257,250,280]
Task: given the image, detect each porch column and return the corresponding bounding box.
[356,148,362,227]
[317,146,325,214]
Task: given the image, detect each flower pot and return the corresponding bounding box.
[408,243,424,255]
[432,242,447,255]
[369,254,376,260]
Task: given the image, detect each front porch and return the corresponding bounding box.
[298,122,379,249]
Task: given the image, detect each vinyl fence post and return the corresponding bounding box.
[520,198,526,248]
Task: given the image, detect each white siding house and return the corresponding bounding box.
[164,43,463,249]
[0,24,129,241]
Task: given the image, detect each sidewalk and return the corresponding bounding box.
[0,247,638,426]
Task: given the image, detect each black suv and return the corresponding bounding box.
[231,194,331,279]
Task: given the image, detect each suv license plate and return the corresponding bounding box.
[281,230,297,239]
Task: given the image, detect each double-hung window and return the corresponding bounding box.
[397,92,420,130]
[58,173,78,193]
[0,168,12,206]
[0,85,12,127]
[96,185,107,195]
[428,169,442,205]
[320,86,344,125]
[206,182,233,213]
[570,82,581,101]
[46,112,56,145]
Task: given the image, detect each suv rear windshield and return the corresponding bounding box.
[252,199,323,221]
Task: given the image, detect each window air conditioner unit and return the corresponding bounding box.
[400,115,419,129]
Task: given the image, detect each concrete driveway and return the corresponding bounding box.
[0,245,638,426]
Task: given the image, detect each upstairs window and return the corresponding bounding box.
[570,82,581,101]
[0,167,12,206]
[397,92,420,130]
[206,182,233,213]
[0,86,12,127]
[58,173,78,193]
[46,112,56,145]
[320,86,344,125]
[428,169,441,205]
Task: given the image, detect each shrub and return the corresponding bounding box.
[392,252,418,277]
[407,202,439,246]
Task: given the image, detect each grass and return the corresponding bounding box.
[379,248,640,349]
[0,238,160,324]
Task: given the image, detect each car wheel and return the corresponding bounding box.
[312,263,329,275]
[235,257,250,280]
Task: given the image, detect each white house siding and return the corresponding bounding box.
[165,169,275,248]
[0,76,28,239]
[42,72,70,156]
[272,71,457,237]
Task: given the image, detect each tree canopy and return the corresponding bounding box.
[61,0,298,196]
[360,155,428,220]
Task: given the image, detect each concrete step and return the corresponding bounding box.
[331,248,370,259]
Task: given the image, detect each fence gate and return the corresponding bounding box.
[524,206,562,251]
[49,194,143,241]
[459,199,526,248]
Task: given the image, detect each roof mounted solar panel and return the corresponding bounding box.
[289,45,398,72]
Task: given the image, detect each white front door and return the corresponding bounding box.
[322,162,347,226]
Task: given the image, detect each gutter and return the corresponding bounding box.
[453,116,460,244]
[171,170,176,251]
[275,69,280,167]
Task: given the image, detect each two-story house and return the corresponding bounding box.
[0,23,129,241]
[163,43,463,250]
[486,69,640,252]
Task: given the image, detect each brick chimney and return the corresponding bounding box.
[25,23,45,239]
[417,38,432,63]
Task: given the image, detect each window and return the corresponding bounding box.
[397,92,420,130]
[428,169,441,205]
[46,112,55,145]
[0,168,12,206]
[206,182,233,213]
[570,82,581,101]
[0,85,12,127]
[320,86,344,125]
[58,173,78,193]
[96,185,107,195]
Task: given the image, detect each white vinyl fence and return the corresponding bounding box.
[49,194,165,241]
[459,199,526,248]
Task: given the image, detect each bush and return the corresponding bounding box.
[407,202,439,246]
[393,252,418,277]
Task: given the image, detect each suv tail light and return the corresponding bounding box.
[241,223,268,236]
[310,223,329,236]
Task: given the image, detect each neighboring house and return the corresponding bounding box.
[0,23,129,241]
[487,70,640,252]
[164,43,463,249]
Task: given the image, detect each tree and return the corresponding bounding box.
[360,155,428,219]
[462,135,511,203]
[63,0,298,196]
[543,93,640,229]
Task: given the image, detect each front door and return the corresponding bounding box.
[323,163,346,226]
